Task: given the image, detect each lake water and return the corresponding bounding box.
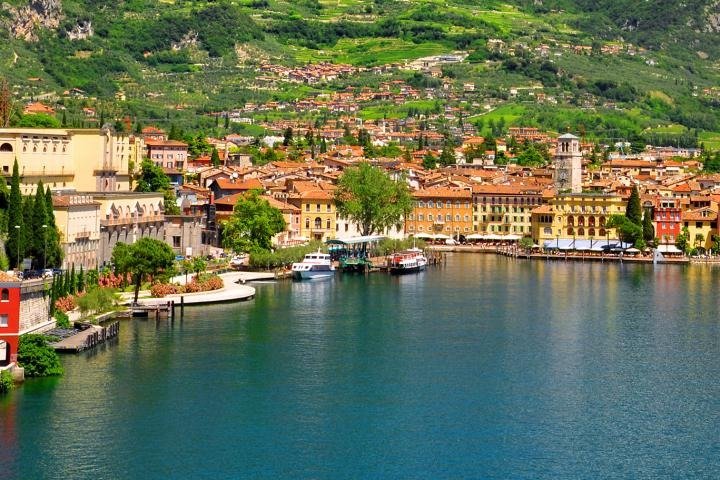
[1,254,719,479]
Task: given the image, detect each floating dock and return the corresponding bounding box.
[51,321,120,353]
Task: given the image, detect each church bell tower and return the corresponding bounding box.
[554,133,582,193]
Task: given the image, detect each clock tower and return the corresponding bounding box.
[554,133,582,193]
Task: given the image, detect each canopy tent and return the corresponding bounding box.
[542,239,631,251]
[326,235,385,246]
[657,244,682,254]
[433,234,451,240]
[412,233,433,239]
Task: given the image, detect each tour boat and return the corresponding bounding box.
[387,248,428,274]
[291,251,336,280]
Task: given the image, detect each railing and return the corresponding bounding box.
[75,230,92,240]
[102,215,165,226]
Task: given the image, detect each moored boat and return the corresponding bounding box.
[387,248,428,274]
[291,251,336,280]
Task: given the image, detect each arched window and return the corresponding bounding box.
[599,228,606,237]
[578,216,585,226]
[578,228,585,236]
[0,143,12,152]
[305,218,310,229]
[589,217,596,227]
[314,217,322,229]
[427,201,434,208]
[589,228,596,237]
[567,227,574,235]
[0,289,8,301]
[568,216,575,226]
[599,216,606,227]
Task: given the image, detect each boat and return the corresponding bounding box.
[291,251,336,280]
[387,248,428,274]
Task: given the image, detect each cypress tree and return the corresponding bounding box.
[32,180,48,269]
[69,264,76,295]
[63,268,71,297]
[45,186,61,268]
[211,148,221,167]
[626,185,642,226]
[21,195,33,266]
[7,159,23,268]
[77,265,85,293]
[643,209,655,243]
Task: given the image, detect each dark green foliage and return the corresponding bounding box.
[606,214,643,246]
[6,159,22,268]
[642,209,655,243]
[77,266,85,293]
[135,159,170,192]
[422,153,437,170]
[221,190,287,253]
[0,370,13,394]
[44,187,62,268]
[54,310,71,329]
[626,185,642,225]
[112,238,175,303]
[17,335,63,377]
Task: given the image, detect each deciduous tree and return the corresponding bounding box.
[222,190,286,253]
[334,162,413,236]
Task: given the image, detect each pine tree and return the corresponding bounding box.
[626,185,642,225]
[6,159,23,268]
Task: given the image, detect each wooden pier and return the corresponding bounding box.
[131,301,175,319]
[52,321,120,353]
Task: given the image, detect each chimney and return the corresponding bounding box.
[209,191,215,205]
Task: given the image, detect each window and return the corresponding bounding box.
[305,218,310,229]
[326,219,331,229]
[173,236,181,248]
[315,217,322,229]
[446,201,451,208]
[0,289,8,301]
[316,204,321,212]
[427,201,434,208]
[696,222,702,228]
[306,204,310,212]
[418,201,425,208]
[408,214,414,221]
[327,204,331,212]
[418,214,424,221]
[0,314,7,327]
[428,214,433,221]
[446,214,451,221]
[345,224,349,232]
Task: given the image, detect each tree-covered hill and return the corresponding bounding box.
[1,0,720,146]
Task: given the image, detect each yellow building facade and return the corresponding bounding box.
[0,127,132,194]
[472,185,543,237]
[531,193,626,244]
[288,190,337,242]
[681,206,718,251]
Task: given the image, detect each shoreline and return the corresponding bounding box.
[427,245,703,265]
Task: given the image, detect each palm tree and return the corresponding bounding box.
[695,233,705,249]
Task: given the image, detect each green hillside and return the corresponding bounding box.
[1,0,719,146]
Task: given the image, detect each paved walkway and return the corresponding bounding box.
[131,271,260,306]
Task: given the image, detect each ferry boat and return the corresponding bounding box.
[387,248,428,274]
[291,251,336,280]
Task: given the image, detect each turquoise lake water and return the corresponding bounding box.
[1,254,719,479]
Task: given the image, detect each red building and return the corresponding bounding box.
[0,274,22,368]
[655,198,682,244]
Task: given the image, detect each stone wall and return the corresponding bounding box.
[19,280,50,333]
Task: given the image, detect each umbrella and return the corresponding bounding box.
[413,233,433,239]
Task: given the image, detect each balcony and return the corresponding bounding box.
[101,215,165,227]
[75,230,92,240]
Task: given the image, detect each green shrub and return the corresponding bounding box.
[17,335,63,377]
[248,241,325,269]
[76,287,119,318]
[54,310,71,329]
[0,370,13,395]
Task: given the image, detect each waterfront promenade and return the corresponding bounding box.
[128,271,268,307]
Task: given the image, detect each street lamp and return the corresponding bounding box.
[14,225,20,270]
[42,224,48,270]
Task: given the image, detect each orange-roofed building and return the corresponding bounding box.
[23,102,55,115]
[471,184,543,236]
[406,188,473,238]
[209,177,264,199]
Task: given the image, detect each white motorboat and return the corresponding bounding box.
[291,251,336,280]
[387,248,428,274]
